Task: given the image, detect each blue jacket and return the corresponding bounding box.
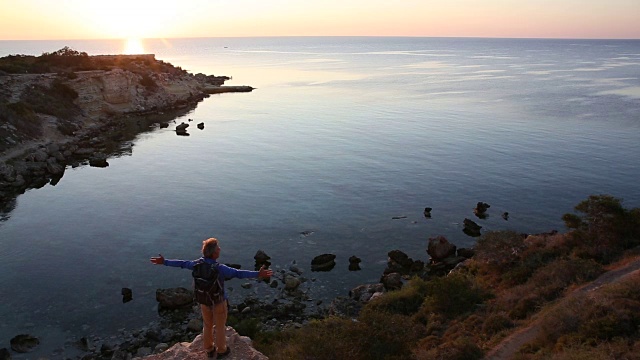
[163,257,259,300]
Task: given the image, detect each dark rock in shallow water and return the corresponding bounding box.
[463,218,482,237]
[175,122,190,136]
[155,287,193,310]
[349,255,362,271]
[175,122,189,131]
[77,336,95,352]
[254,250,271,263]
[254,250,271,270]
[311,254,337,272]
[474,202,490,219]
[10,334,39,353]
[122,287,133,303]
[311,253,336,265]
[388,250,414,269]
[424,207,432,218]
[0,348,10,359]
[89,158,109,168]
[312,260,336,272]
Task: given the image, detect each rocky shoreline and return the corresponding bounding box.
[0,51,254,218]
[3,236,482,359]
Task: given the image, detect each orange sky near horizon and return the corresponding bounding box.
[0,0,638,40]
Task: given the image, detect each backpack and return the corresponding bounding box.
[192,260,224,305]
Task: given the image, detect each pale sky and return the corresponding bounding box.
[0,0,638,40]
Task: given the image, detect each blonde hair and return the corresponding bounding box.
[202,238,219,258]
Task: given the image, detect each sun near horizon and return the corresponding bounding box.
[122,38,146,55]
[0,0,639,42]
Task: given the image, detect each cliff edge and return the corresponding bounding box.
[136,327,267,360]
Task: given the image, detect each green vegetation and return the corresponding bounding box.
[17,79,80,121]
[250,195,640,359]
[0,46,187,76]
[0,47,90,73]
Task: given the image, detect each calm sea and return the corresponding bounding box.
[1,37,640,356]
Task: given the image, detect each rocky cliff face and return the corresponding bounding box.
[69,68,206,119]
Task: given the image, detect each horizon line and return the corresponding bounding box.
[1,35,639,42]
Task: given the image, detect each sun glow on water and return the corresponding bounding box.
[123,38,145,55]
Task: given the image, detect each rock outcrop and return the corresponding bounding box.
[138,329,267,360]
[427,235,457,262]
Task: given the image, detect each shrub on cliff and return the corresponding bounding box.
[529,275,640,358]
[21,79,80,120]
[0,102,42,152]
[365,277,429,315]
[415,273,490,321]
[257,313,425,360]
[562,194,640,262]
[496,258,604,319]
[0,54,49,73]
[37,47,92,72]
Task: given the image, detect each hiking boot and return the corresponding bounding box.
[217,348,231,359]
[206,348,217,358]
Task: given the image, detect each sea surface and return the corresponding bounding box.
[1,37,640,357]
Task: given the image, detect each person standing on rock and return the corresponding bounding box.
[150,237,273,359]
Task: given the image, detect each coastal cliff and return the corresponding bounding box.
[0,49,253,206]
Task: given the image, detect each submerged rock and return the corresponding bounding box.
[10,334,39,353]
[122,287,133,303]
[348,255,362,271]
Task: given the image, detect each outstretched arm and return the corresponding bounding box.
[150,254,165,265]
[258,265,273,279]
